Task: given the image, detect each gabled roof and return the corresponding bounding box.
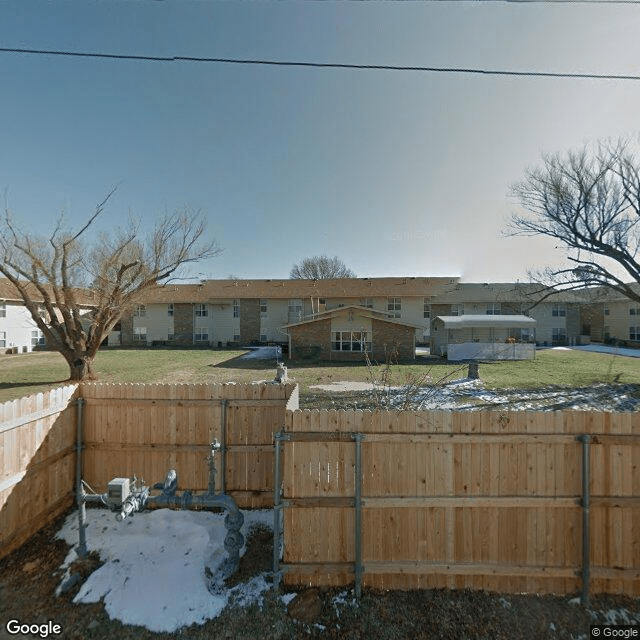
[137,277,459,303]
[0,278,96,307]
[435,314,536,329]
[283,305,424,330]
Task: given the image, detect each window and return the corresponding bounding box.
[552,328,567,343]
[0,331,5,348]
[631,327,640,341]
[552,303,566,317]
[486,303,500,315]
[0,301,5,317]
[260,300,268,316]
[38,304,46,319]
[333,331,371,352]
[360,298,373,309]
[167,303,174,317]
[288,299,303,323]
[520,328,534,342]
[134,304,146,317]
[195,303,208,317]
[133,327,147,342]
[233,300,240,318]
[604,305,610,316]
[387,297,401,318]
[31,329,45,347]
[260,334,267,342]
[194,328,209,342]
[451,304,464,316]
[423,299,431,319]
[233,334,241,342]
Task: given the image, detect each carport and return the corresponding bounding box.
[431,315,537,360]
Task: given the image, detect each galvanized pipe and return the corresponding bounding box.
[75,397,87,557]
[353,433,364,598]
[272,431,286,583]
[577,434,592,607]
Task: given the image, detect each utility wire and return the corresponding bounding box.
[0,46,639,80]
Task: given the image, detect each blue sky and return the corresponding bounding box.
[2,0,640,283]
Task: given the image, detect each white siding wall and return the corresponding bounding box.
[604,300,640,342]
[0,302,41,352]
[528,304,568,344]
[209,300,239,345]
[259,299,290,342]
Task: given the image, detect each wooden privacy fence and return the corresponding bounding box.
[0,385,78,559]
[276,410,640,597]
[80,382,298,508]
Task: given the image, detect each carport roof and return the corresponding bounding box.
[435,314,536,328]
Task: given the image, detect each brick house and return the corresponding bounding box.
[285,305,421,361]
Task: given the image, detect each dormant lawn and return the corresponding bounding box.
[1,346,640,404]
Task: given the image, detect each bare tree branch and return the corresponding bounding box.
[0,190,221,380]
[508,139,640,305]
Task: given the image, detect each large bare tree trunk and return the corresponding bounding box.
[64,351,96,382]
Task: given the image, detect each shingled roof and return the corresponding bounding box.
[0,278,96,306]
[137,276,459,303]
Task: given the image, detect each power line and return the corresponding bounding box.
[1,46,639,81]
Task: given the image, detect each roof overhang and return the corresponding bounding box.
[284,305,424,330]
[435,314,537,329]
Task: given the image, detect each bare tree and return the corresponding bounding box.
[0,189,220,381]
[290,255,355,279]
[508,139,640,304]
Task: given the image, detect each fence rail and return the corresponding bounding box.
[79,382,297,508]
[277,409,640,597]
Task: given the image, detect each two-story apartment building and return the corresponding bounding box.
[0,278,96,353]
[8,275,640,359]
[122,277,456,360]
[430,282,590,347]
[0,279,51,353]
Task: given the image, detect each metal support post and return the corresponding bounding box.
[273,431,289,583]
[75,397,87,557]
[577,434,592,607]
[353,433,364,598]
[220,399,228,494]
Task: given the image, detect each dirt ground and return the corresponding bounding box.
[1,508,639,639]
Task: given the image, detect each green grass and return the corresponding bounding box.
[0,347,639,404]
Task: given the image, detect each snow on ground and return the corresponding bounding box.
[570,344,640,358]
[311,381,379,392]
[56,508,275,633]
[240,345,282,360]
[312,345,640,411]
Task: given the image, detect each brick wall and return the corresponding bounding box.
[371,318,415,361]
[240,299,261,344]
[120,313,134,345]
[172,303,194,345]
[289,319,331,359]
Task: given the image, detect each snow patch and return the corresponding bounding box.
[56,508,274,633]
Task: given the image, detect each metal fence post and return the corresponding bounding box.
[577,434,592,607]
[353,432,364,598]
[75,396,87,557]
[220,399,228,494]
[273,431,289,584]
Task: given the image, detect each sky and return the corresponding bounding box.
[2,0,640,283]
